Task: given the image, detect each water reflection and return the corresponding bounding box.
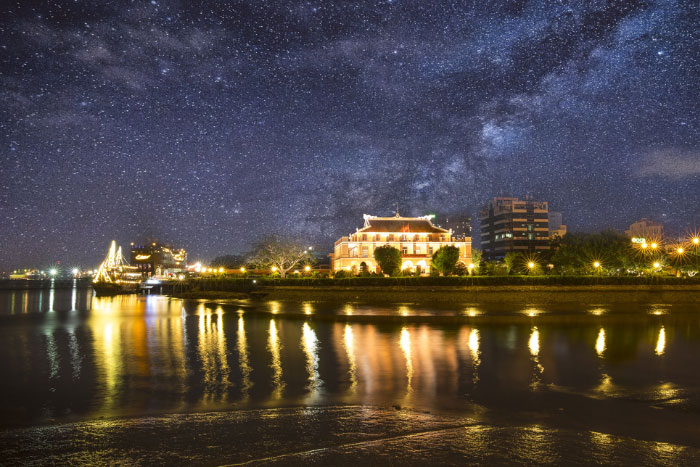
[2,291,700,430]
[400,327,413,392]
[343,324,358,392]
[529,326,543,386]
[197,305,231,402]
[268,319,284,398]
[656,327,666,356]
[237,314,252,397]
[595,328,606,356]
[301,322,322,400]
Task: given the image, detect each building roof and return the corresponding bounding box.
[358,214,450,233]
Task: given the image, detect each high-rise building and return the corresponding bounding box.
[479,196,550,258]
[433,213,472,240]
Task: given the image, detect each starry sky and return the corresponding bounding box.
[1,0,699,269]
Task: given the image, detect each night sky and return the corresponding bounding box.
[2,1,699,269]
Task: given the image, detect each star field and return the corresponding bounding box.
[1,0,699,269]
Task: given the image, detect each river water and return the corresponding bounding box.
[2,287,700,464]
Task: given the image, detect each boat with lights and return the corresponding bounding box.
[92,241,142,295]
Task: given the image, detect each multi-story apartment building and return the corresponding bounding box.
[332,213,472,275]
[479,196,550,258]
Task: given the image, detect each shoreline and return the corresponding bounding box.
[171,284,700,304]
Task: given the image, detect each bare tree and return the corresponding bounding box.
[251,235,313,278]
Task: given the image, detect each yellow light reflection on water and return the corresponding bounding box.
[596,328,606,356]
[400,327,413,391]
[302,302,313,315]
[197,306,231,402]
[529,327,540,356]
[301,322,322,397]
[655,327,666,356]
[268,319,284,398]
[237,315,252,397]
[343,324,358,391]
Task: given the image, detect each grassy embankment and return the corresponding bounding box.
[170,276,700,304]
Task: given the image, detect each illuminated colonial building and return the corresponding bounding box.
[130,241,187,277]
[332,213,472,274]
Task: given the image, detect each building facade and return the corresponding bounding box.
[433,213,472,240]
[479,196,550,258]
[548,211,567,239]
[332,213,472,274]
[625,218,664,241]
[130,241,187,277]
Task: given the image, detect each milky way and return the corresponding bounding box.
[1,0,699,269]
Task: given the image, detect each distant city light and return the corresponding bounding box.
[49,269,57,276]
[693,237,700,245]
[218,267,223,272]
[304,266,311,272]
[653,262,660,269]
[677,247,684,254]
[651,242,658,249]
[71,268,79,275]
[593,261,600,268]
[527,262,535,269]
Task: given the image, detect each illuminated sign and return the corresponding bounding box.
[135,254,152,260]
[631,238,646,244]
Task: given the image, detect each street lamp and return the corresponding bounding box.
[271,266,278,273]
[240,267,246,273]
[651,242,658,249]
[71,268,79,276]
[528,262,535,269]
[304,266,311,272]
[693,237,700,245]
[218,267,224,273]
[593,261,601,269]
[653,261,661,269]
[641,242,648,249]
[677,247,684,254]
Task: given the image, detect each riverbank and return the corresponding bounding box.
[171,284,700,305]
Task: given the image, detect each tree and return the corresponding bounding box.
[470,248,483,275]
[551,230,644,275]
[431,245,460,276]
[503,252,520,274]
[251,235,312,278]
[374,245,401,276]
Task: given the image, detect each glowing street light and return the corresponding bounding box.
[593,261,601,269]
[641,242,648,249]
[651,242,658,249]
[271,266,278,272]
[304,265,311,272]
[71,268,79,275]
[653,261,661,269]
[240,267,246,273]
[528,262,535,269]
[218,267,224,273]
[693,237,700,245]
[677,247,684,254]
[49,269,57,276]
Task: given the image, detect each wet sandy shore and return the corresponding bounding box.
[2,405,700,465]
